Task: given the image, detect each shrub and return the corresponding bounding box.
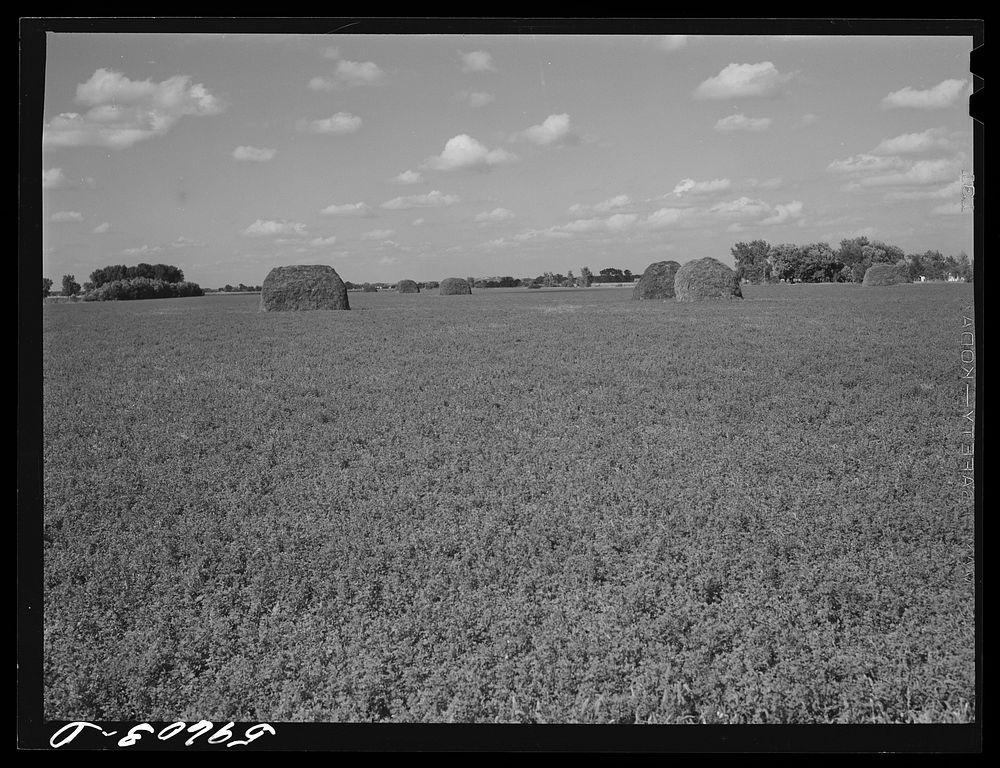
[83,278,204,301]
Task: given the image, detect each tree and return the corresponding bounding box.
[797,243,842,282]
[61,274,81,297]
[42,277,53,298]
[731,240,771,283]
[767,243,802,283]
[579,266,593,287]
[837,236,870,271]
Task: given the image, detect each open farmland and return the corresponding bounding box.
[42,283,975,724]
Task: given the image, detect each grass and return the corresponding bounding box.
[42,283,976,723]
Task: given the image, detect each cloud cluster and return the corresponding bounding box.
[568,194,631,215]
[243,219,307,237]
[714,113,772,132]
[872,129,951,155]
[309,59,387,90]
[474,207,515,223]
[233,145,277,161]
[361,229,396,241]
[43,68,224,150]
[512,114,577,146]
[828,131,965,192]
[694,62,793,99]
[882,78,968,109]
[43,168,68,189]
[382,190,460,210]
[391,170,424,185]
[297,113,362,134]
[320,201,372,217]
[460,50,496,73]
[671,178,732,197]
[92,222,110,234]
[422,135,516,172]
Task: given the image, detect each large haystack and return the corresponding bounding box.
[440,277,472,295]
[259,265,350,311]
[673,258,743,302]
[633,260,681,300]
[863,263,912,286]
[396,279,420,294]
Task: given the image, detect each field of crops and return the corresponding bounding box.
[42,283,975,723]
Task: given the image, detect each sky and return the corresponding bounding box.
[39,29,976,287]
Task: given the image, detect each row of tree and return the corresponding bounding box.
[732,237,973,284]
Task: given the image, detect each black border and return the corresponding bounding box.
[19,16,984,753]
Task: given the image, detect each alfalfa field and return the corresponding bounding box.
[42,282,976,723]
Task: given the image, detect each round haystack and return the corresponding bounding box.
[862,263,912,286]
[396,279,420,294]
[362,283,378,293]
[259,265,350,311]
[673,258,743,302]
[439,277,472,295]
[632,260,681,300]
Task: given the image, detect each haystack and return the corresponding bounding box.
[396,279,420,294]
[633,260,681,300]
[439,277,472,295]
[673,258,743,302]
[862,263,912,286]
[259,265,350,311]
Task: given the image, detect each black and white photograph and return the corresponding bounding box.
[20,17,981,752]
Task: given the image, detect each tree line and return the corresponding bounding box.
[732,237,973,284]
[43,263,203,300]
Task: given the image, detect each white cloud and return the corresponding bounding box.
[475,207,515,223]
[856,158,960,187]
[297,112,362,134]
[412,218,425,226]
[233,145,277,161]
[43,168,68,188]
[693,62,793,99]
[796,113,820,127]
[827,153,907,174]
[308,235,338,247]
[644,207,690,229]
[747,177,783,190]
[512,113,576,146]
[872,129,948,155]
[50,211,83,222]
[605,213,638,232]
[243,219,307,237]
[460,50,496,73]
[569,194,632,215]
[335,59,387,86]
[709,196,772,219]
[382,190,461,210]
[391,170,424,185]
[714,113,772,132]
[320,45,340,60]
[458,90,495,108]
[43,68,223,150]
[657,35,692,51]
[320,201,372,217]
[671,178,732,196]
[362,229,396,240]
[308,77,336,92]
[422,134,517,172]
[759,200,804,225]
[882,78,968,109]
[92,221,110,234]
